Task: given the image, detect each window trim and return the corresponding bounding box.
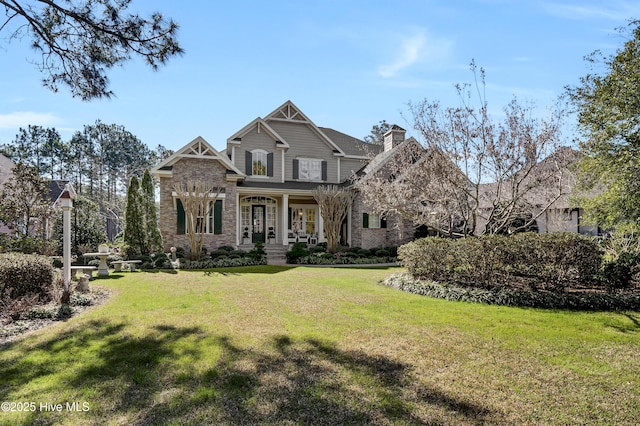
[296,157,325,181]
[176,197,223,235]
[363,212,387,229]
[246,149,273,178]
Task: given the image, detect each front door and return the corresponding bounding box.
[252,205,265,243]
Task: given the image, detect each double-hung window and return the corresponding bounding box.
[246,149,273,177]
[299,159,321,180]
[294,158,326,181]
[177,199,223,235]
[362,212,386,229]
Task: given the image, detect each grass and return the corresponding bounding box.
[0,265,639,425]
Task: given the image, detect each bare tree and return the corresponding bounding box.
[0,162,54,238]
[355,62,575,236]
[313,185,355,252]
[173,181,221,260]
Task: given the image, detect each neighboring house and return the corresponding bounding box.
[151,100,413,252]
[0,153,15,235]
[476,147,599,236]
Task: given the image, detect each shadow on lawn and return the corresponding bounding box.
[1,322,497,425]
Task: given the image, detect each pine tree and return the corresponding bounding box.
[141,169,163,253]
[123,176,145,256]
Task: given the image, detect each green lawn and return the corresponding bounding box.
[1,265,639,425]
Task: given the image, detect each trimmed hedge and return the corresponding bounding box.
[399,233,603,291]
[0,253,54,302]
[178,257,267,269]
[382,272,640,311]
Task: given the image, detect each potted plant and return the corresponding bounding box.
[98,243,110,254]
[242,227,250,244]
[267,227,276,243]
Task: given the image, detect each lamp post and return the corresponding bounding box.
[59,184,76,303]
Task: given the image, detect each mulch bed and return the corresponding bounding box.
[0,286,112,346]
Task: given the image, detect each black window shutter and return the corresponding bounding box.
[213,200,223,234]
[267,153,274,177]
[177,199,185,235]
[245,151,253,175]
[321,160,327,181]
[288,207,292,229]
[292,159,299,179]
[363,213,369,229]
[381,216,387,229]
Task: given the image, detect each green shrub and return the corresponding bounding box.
[384,246,398,257]
[286,242,308,264]
[602,252,639,289]
[179,256,266,269]
[310,245,326,254]
[218,245,235,253]
[22,303,72,320]
[383,272,640,311]
[399,233,603,291]
[210,249,230,258]
[248,242,266,261]
[598,231,640,290]
[0,253,54,302]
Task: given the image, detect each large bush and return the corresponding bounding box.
[399,233,603,291]
[0,253,55,302]
[599,230,640,290]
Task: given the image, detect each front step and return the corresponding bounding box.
[238,244,288,263]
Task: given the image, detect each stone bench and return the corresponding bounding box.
[70,266,97,280]
[111,260,143,272]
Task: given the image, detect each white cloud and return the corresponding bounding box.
[544,1,640,21]
[0,111,61,129]
[377,29,453,78]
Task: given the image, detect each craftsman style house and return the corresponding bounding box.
[151,101,412,252]
[151,100,595,254]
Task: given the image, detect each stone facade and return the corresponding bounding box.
[158,157,238,252]
[350,193,414,249]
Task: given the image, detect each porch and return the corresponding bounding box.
[236,193,328,247]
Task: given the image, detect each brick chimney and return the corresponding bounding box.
[383,125,406,151]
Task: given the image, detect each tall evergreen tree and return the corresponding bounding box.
[123,176,145,256]
[1,0,183,100]
[566,19,640,228]
[141,169,163,253]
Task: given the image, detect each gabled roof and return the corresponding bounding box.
[48,180,69,204]
[318,127,382,158]
[151,136,245,179]
[263,100,346,156]
[227,117,290,149]
[359,136,424,176]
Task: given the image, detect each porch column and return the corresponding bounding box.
[235,192,240,246]
[318,207,324,242]
[282,193,289,246]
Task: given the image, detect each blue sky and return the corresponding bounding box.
[1,0,638,152]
